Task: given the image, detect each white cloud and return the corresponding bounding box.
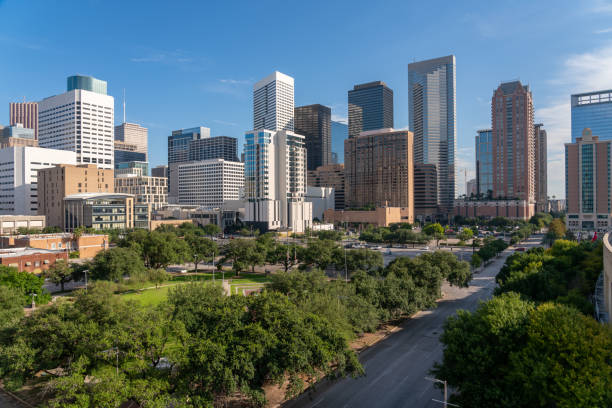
[219,79,251,85]
[213,119,239,126]
[537,41,612,197]
[331,114,347,124]
[595,27,612,34]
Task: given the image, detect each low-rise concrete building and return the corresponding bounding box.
[324,206,413,227]
[0,247,68,273]
[0,215,46,234]
[453,199,535,220]
[0,233,108,258]
[64,193,150,231]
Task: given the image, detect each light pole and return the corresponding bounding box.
[30,292,37,309]
[212,252,215,282]
[425,377,460,407]
[84,269,88,293]
[344,239,348,283]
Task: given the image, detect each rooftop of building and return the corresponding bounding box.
[408,55,455,70]
[64,192,134,201]
[359,128,411,137]
[0,247,65,258]
[497,80,529,94]
[1,233,104,239]
[254,71,294,90]
[352,81,389,91]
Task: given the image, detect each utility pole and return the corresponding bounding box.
[212,252,215,282]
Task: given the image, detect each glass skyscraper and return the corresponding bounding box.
[167,127,210,164]
[571,90,612,142]
[348,81,393,138]
[408,55,457,213]
[295,104,332,171]
[475,129,493,197]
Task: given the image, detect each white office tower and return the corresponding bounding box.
[177,159,244,208]
[244,130,312,233]
[0,146,76,214]
[38,75,114,169]
[253,71,295,132]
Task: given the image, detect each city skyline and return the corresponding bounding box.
[3,0,612,197]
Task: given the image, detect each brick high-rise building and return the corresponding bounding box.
[9,102,38,138]
[344,128,414,222]
[491,81,535,202]
[37,164,114,228]
[565,128,612,232]
[307,164,345,210]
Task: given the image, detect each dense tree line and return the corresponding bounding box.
[433,240,611,407]
[495,240,602,314]
[359,223,430,245]
[270,251,471,339]
[432,293,612,407]
[0,283,362,406]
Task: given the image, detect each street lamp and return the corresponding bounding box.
[425,377,460,407]
[84,269,88,293]
[212,252,215,282]
[30,292,37,309]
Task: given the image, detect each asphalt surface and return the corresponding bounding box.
[284,235,543,408]
[0,390,26,408]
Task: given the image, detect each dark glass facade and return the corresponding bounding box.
[571,90,612,142]
[295,104,332,171]
[188,136,238,162]
[348,81,394,138]
[114,149,146,164]
[331,121,348,163]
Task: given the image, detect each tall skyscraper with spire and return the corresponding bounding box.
[408,55,457,215]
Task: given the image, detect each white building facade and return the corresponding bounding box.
[253,71,295,132]
[244,129,312,233]
[177,159,244,208]
[38,88,114,169]
[306,186,335,221]
[0,146,76,215]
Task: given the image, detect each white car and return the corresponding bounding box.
[421,246,430,251]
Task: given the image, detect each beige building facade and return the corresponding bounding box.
[115,174,167,210]
[324,206,413,227]
[37,164,114,228]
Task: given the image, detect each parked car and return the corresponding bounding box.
[421,246,430,251]
[515,247,525,252]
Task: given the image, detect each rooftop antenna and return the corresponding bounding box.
[122,88,126,123]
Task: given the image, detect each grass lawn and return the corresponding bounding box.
[121,272,272,305]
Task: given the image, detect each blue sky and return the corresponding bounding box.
[2,0,612,197]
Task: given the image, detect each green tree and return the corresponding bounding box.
[44,259,74,292]
[509,303,612,407]
[222,238,263,275]
[301,239,339,270]
[0,286,23,327]
[457,227,473,243]
[202,223,221,237]
[271,243,301,272]
[423,223,444,246]
[432,293,534,407]
[316,230,343,241]
[545,218,566,244]
[186,234,218,272]
[0,266,50,305]
[146,268,170,289]
[334,248,383,277]
[433,294,612,407]
[90,247,145,281]
[142,231,190,269]
[529,212,553,229]
[470,253,482,270]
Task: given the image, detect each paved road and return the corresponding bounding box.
[0,390,26,408]
[284,235,542,408]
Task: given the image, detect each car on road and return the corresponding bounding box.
[515,247,525,252]
[421,246,430,251]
